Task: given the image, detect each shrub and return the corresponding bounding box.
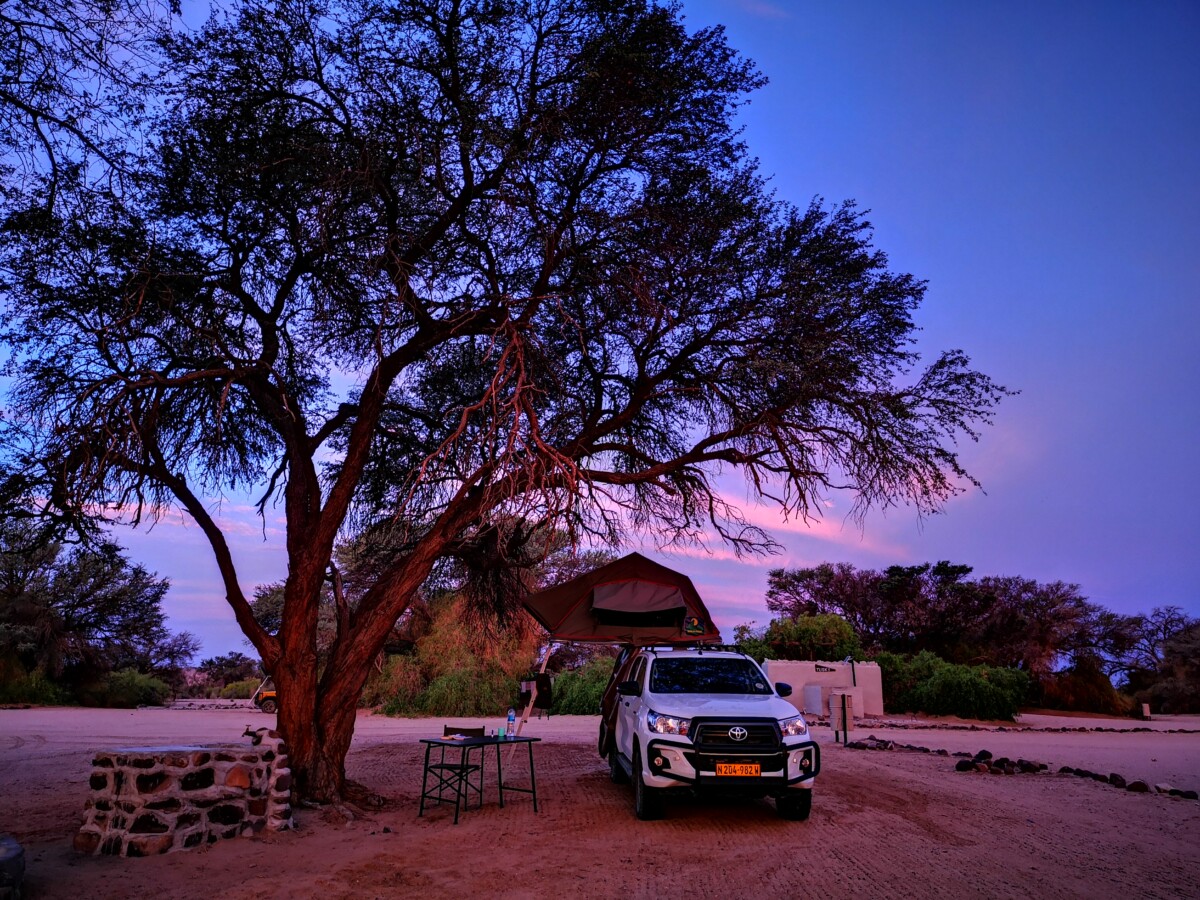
[732,623,772,664]
[414,664,514,718]
[549,657,613,715]
[219,678,260,699]
[363,655,425,712]
[79,669,170,708]
[0,669,69,705]
[880,652,1028,721]
[763,615,862,661]
[907,666,1022,721]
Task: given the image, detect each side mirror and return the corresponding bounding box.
[616,680,643,697]
[775,682,793,698]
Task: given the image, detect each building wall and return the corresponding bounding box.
[763,660,884,718]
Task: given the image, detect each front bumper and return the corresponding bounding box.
[643,737,820,792]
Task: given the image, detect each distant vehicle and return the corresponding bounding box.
[600,645,820,820]
[251,679,277,714]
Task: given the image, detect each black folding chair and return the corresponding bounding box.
[419,726,485,824]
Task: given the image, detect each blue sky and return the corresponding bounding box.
[122,0,1199,655]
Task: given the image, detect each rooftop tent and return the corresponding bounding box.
[522,552,720,644]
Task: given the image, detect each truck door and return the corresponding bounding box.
[617,655,647,760]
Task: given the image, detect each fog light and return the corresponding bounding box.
[654,755,666,768]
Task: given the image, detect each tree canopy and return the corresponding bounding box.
[0,519,196,694]
[0,0,1009,800]
[765,561,1198,697]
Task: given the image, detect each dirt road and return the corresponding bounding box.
[2,708,1198,898]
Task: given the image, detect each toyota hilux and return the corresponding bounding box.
[598,645,820,820]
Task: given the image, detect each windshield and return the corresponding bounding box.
[649,658,772,694]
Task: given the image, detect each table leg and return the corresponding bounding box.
[495,742,505,808]
[527,740,538,813]
[418,743,432,818]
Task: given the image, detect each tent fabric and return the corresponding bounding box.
[592,581,685,613]
[522,552,720,644]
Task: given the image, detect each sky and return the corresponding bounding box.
[122,0,1200,657]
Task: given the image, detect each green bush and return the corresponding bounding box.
[732,623,773,663]
[219,678,260,699]
[549,657,613,715]
[0,669,69,705]
[735,615,862,663]
[764,615,862,661]
[880,651,1028,721]
[907,666,1022,721]
[79,669,170,708]
[413,664,514,718]
[362,655,425,711]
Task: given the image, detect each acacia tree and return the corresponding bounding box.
[0,0,1009,801]
[0,520,197,686]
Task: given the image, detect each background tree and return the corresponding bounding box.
[767,561,1110,676]
[0,0,1009,801]
[1144,621,1200,713]
[0,519,197,696]
[197,651,262,689]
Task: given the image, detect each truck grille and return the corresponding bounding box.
[691,720,781,751]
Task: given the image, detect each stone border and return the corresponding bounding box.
[843,735,1200,801]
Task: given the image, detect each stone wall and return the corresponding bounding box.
[74,728,294,857]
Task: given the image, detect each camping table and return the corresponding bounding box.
[418,735,540,824]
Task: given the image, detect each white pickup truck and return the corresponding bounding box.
[598,645,820,820]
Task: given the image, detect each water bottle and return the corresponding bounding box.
[507,706,516,739]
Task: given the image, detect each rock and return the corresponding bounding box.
[936,749,949,756]
[975,763,991,773]
[72,829,101,855]
[1154,783,1174,795]
[1126,780,1150,793]
[1108,774,1127,789]
[973,750,993,762]
[1181,790,1198,801]
[125,834,174,857]
[1059,766,1075,775]
[955,759,976,772]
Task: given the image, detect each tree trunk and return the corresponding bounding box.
[274,616,392,803]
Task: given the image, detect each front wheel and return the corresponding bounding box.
[776,790,812,821]
[260,699,277,714]
[633,746,662,820]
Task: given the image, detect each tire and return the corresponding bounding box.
[609,745,629,785]
[260,699,277,714]
[776,790,812,821]
[632,746,662,820]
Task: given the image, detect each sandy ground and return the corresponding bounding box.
[2,707,1199,899]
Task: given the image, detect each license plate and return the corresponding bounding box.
[716,762,760,777]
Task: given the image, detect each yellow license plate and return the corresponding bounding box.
[716,763,760,777]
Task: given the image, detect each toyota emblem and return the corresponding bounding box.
[728,726,748,742]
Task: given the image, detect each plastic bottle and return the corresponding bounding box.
[507,706,516,739]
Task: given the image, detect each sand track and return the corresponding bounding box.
[2,708,1197,898]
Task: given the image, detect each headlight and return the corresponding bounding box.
[780,714,808,737]
[646,709,690,735]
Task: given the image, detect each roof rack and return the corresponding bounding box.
[643,643,744,654]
